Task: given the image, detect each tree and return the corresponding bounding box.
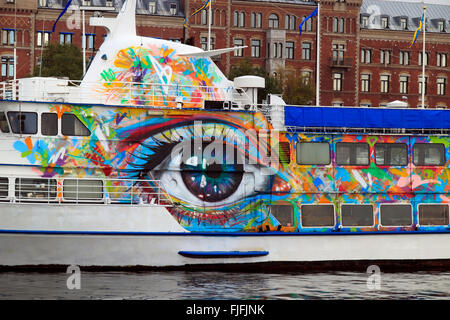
[275,67,315,105]
[33,43,83,80]
[228,58,282,103]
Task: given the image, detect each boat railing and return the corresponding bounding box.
[0,176,173,206]
[0,78,254,110]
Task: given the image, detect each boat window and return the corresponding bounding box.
[296,142,330,165]
[375,143,407,166]
[63,179,103,200]
[41,113,58,136]
[341,204,374,226]
[380,204,412,226]
[15,178,57,200]
[413,143,445,166]
[419,204,449,226]
[0,177,8,198]
[301,204,335,227]
[336,142,369,166]
[61,113,91,136]
[278,142,291,164]
[7,112,38,134]
[269,204,294,226]
[0,112,10,133]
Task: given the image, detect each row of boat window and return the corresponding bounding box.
[0,112,91,136]
[294,142,445,166]
[270,203,450,228]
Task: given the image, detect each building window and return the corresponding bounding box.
[63,179,103,201]
[85,34,95,49]
[437,77,446,96]
[233,38,244,57]
[375,143,408,166]
[341,205,374,227]
[239,12,245,27]
[15,178,57,201]
[286,41,294,60]
[301,42,311,60]
[59,32,72,45]
[62,113,90,136]
[285,15,296,30]
[333,73,343,91]
[339,18,345,33]
[361,74,370,92]
[268,14,279,29]
[82,0,90,6]
[301,71,312,85]
[437,53,447,67]
[37,31,50,47]
[380,204,412,226]
[419,204,449,226]
[200,36,215,50]
[106,0,113,7]
[381,16,389,29]
[251,39,261,58]
[380,50,391,64]
[400,18,408,30]
[2,29,15,45]
[361,49,372,63]
[332,44,345,63]
[361,15,368,28]
[438,20,446,32]
[1,57,14,78]
[399,51,410,65]
[233,11,238,27]
[7,112,38,134]
[251,12,262,28]
[39,0,47,6]
[336,142,369,166]
[170,3,177,15]
[399,75,409,94]
[269,205,294,226]
[380,75,390,93]
[201,9,207,25]
[41,113,58,136]
[333,17,338,32]
[418,76,428,95]
[418,52,428,66]
[296,142,330,165]
[300,15,313,32]
[413,143,445,166]
[301,205,335,227]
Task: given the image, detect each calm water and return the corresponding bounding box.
[0,270,449,300]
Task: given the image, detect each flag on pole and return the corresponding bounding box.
[184,0,211,28]
[409,13,424,47]
[52,0,73,33]
[298,7,318,36]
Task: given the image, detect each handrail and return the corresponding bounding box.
[0,176,173,206]
[0,78,254,110]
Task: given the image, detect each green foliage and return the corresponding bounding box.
[33,43,83,80]
[228,58,282,103]
[280,69,315,105]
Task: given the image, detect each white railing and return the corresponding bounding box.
[0,176,173,206]
[0,78,254,110]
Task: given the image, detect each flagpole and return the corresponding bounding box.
[316,0,320,107]
[421,5,426,109]
[207,0,212,51]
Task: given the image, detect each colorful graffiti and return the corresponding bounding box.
[7,102,450,233]
[94,44,231,108]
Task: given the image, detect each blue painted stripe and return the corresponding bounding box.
[1,229,450,236]
[178,251,269,258]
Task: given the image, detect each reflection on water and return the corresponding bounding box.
[0,271,449,300]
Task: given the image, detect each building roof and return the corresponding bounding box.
[361,0,450,33]
[40,0,185,17]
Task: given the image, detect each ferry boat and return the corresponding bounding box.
[0,0,449,271]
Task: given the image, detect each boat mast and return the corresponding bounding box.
[421,5,426,109]
[207,0,212,51]
[315,0,320,107]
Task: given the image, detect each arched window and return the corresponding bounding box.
[268,13,279,29]
[233,11,239,27]
[239,12,245,27]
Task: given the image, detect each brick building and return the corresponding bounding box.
[1,0,449,108]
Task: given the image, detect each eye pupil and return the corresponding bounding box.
[181,160,243,203]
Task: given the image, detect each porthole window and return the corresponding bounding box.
[63,179,103,200]
[296,142,330,165]
[375,143,407,166]
[380,204,412,226]
[61,113,90,136]
[341,204,374,226]
[419,204,449,226]
[7,111,38,134]
[269,204,294,226]
[413,143,445,166]
[41,112,58,136]
[15,178,57,200]
[336,142,369,166]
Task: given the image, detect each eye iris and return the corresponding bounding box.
[181,160,243,203]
